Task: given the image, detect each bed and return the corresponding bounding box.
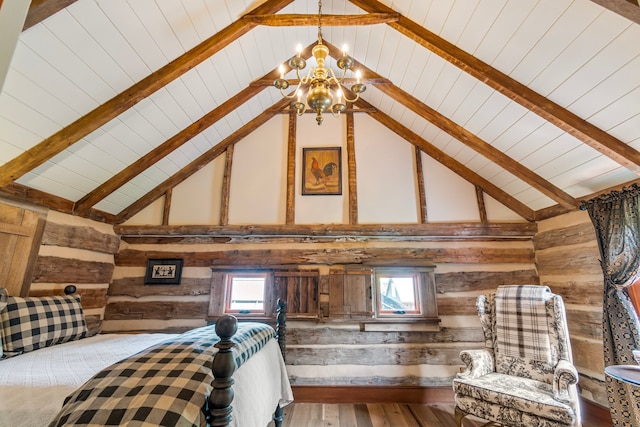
[0,287,292,427]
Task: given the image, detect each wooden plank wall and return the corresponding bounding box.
[534,210,607,406]
[105,238,538,388]
[28,210,120,335]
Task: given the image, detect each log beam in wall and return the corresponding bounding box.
[114,222,537,239]
[115,246,534,267]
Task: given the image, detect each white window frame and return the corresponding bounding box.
[223,272,269,316]
[373,267,438,321]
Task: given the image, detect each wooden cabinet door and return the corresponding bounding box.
[274,270,319,319]
[0,197,47,296]
[328,268,373,320]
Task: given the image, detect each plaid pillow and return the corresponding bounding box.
[0,290,5,359]
[0,288,87,358]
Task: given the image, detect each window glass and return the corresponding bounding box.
[376,272,421,315]
[226,274,266,313]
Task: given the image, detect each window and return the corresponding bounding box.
[208,268,319,321]
[378,274,420,315]
[373,267,438,321]
[225,273,267,314]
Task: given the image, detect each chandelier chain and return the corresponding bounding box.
[317,0,323,44]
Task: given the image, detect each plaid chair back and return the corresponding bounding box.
[487,285,564,383]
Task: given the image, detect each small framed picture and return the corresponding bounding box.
[145,259,184,285]
[302,147,342,195]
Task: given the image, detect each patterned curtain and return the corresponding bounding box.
[582,184,640,425]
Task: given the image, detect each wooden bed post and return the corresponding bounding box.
[276,298,287,362]
[273,299,288,427]
[208,314,238,427]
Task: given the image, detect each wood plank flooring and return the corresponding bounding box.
[274,403,609,427]
[275,403,482,427]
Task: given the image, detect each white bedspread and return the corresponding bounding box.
[0,333,175,427]
[0,332,293,427]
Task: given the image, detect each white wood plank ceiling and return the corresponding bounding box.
[0,0,638,218]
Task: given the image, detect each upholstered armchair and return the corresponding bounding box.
[453,285,581,427]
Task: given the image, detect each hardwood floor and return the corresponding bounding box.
[275,403,609,427]
[275,403,486,427]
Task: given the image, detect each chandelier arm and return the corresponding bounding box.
[325,67,347,85]
[294,66,303,81]
[338,67,348,83]
[279,87,299,99]
[340,86,360,103]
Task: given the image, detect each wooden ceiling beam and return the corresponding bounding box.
[71,52,307,214]
[324,43,577,209]
[0,0,294,188]
[251,76,391,86]
[245,13,399,26]
[23,0,78,31]
[349,0,640,174]
[589,0,640,25]
[352,98,535,221]
[114,97,291,224]
[0,183,114,224]
[534,177,640,221]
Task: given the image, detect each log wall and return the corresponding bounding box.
[28,210,120,335]
[534,210,607,406]
[105,238,538,388]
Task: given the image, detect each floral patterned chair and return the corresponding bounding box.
[452,285,581,427]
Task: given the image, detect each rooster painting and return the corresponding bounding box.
[302,148,342,195]
[310,157,338,185]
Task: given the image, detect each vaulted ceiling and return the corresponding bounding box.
[0,0,639,224]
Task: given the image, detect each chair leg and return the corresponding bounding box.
[455,406,467,427]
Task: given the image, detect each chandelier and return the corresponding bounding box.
[273,0,366,125]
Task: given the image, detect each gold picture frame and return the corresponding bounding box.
[302,147,342,195]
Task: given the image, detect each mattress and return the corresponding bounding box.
[0,331,292,427]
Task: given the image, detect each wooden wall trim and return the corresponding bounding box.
[346,111,358,225]
[220,146,234,226]
[286,111,296,224]
[292,385,454,404]
[415,146,427,223]
[162,188,172,226]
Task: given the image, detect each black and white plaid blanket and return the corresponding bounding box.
[49,322,274,427]
[494,285,552,362]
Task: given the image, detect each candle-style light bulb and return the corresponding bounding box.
[342,44,348,56]
[296,44,302,57]
[279,64,285,79]
[336,88,343,103]
[355,70,361,84]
